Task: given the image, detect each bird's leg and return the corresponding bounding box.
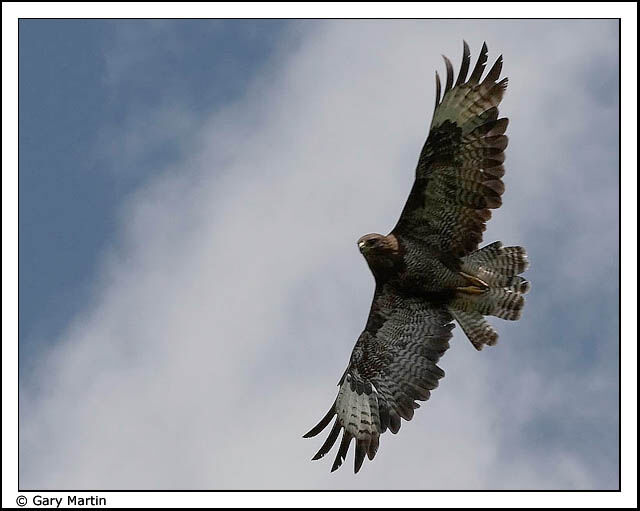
[456,271,489,295]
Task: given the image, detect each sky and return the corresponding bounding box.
[18,19,620,490]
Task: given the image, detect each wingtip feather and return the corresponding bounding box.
[469,41,489,84]
[442,55,454,93]
[303,404,336,438]
[354,440,367,474]
[456,40,471,85]
[434,71,442,108]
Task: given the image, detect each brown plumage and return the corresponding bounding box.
[304,42,530,473]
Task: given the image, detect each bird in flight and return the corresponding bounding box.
[304,42,530,473]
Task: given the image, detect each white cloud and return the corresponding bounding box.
[20,20,619,489]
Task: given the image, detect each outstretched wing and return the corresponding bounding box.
[304,285,454,473]
[393,41,509,259]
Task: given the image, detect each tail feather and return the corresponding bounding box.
[507,275,530,294]
[449,309,498,350]
[479,288,524,317]
[449,241,529,349]
[490,246,529,273]
[462,241,529,275]
[449,287,524,318]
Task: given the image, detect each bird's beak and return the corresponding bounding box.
[358,240,366,251]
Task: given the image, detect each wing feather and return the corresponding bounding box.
[331,430,353,472]
[468,41,488,84]
[455,40,471,86]
[304,285,453,473]
[311,418,341,460]
[394,42,509,259]
[443,55,454,93]
[483,55,503,84]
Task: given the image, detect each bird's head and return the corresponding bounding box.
[358,233,385,254]
[357,233,401,271]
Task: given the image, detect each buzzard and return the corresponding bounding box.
[304,42,530,473]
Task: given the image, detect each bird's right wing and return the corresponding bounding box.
[303,285,454,473]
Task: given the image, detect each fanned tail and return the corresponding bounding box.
[449,241,530,350]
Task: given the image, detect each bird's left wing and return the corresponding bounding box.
[393,42,509,260]
[304,285,454,473]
